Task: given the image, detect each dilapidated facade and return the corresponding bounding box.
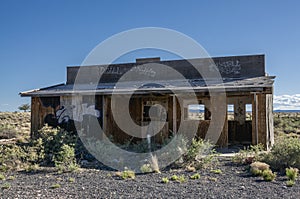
[20,54,275,149]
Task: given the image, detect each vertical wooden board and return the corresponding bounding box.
[251,94,257,145]
[257,93,267,147]
[31,97,38,137]
[105,96,131,144]
[266,94,274,149]
[217,108,228,147]
[167,96,172,133]
[130,96,142,125]
[211,95,227,147]
[176,97,181,133]
[228,121,236,143]
[197,120,209,139]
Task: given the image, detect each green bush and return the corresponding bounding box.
[210,169,222,174]
[68,177,75,183]
[286,179,295,187]
[50,183,61,189]
[0,144,29,171]
[262,136,300,170]
[0,173,5,180]
[140,164,152,173]
[53,144,78,173]
[178,175,186,183]
[286,167,298,181]
[182,138,218,170]
[190,173,201,179]
[250,161,270,176]
[161,177,169,183]
[0,125,17,139]
[25,164,40,173]
[120,170,135,180]
[185,139,213,161]
[0,124,82,172]
[1,182,10,190]
[37,125,78,165]
[232,144,264,165]
[262,169,276,181]
[170,175,179,181]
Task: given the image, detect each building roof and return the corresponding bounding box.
[20,76,275,97]
[20,54,275,97]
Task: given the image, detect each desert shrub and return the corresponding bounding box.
[0,144,29,171]
[53,144,78,173]
[25,164,40,173]
[0,125,17,139]
[7,176,15,181]
[120,170,135,180]
[0,125,80,172]
[37,125,78,164]
[1,182,10,190]
[262,136,300,170]
[178,175,186,183]
[286,179,295,187]
[181,138,218,170]
[161,177,169,183]
[273,114,300,136]
[170,175,179,181]
[210,169,222,174]
[185,138,213,161]
[286,167,298,181]
[50,183,61,189]
[250,161,270,176]
[232,144,264,165]
[190,173,201,179]
[169,174,186,183]
[68,177,75,183]
[140,164,152,173]
[262,169,276,181]
[0,173,5,180]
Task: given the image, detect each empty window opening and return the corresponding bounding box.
[185,104,205,120]
[246,104,252,121]
[227,104,234,121]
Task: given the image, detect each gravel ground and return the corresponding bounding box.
[1,157,300,199]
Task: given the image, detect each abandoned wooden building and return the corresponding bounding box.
[20,54,275,149]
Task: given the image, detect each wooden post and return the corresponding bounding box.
[173,95,177,134]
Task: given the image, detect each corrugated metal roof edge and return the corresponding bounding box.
[20,76,275,97]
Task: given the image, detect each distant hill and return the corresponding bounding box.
[274,110,300,113]
[190,109,300,113]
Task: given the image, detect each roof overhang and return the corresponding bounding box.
[20,76,275,97]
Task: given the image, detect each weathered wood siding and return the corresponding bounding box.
[31,96,59,138]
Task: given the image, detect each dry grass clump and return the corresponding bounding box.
[0,112,31,141]
[250,161,276,181]
[115,169,135,180]
[250,161,270,176]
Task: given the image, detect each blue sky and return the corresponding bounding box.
[0,0,300,111]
